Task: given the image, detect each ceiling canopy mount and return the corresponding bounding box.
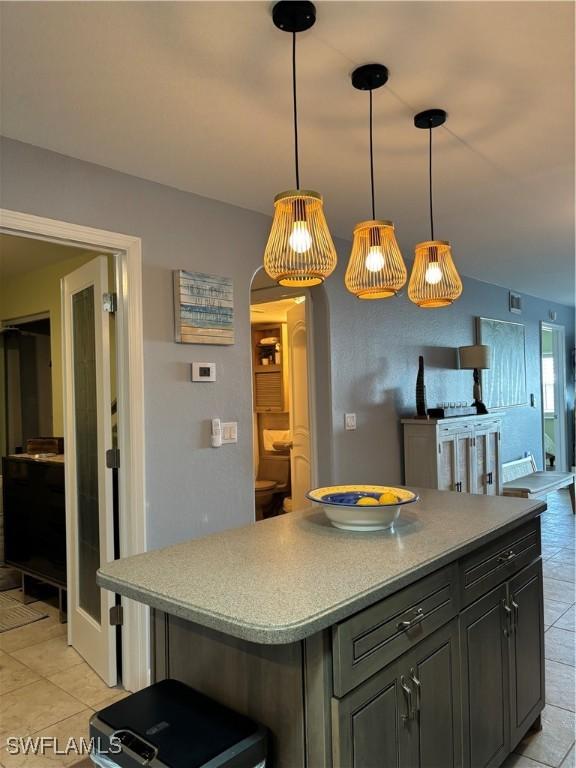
[414,108,447,130]
[272,1,316,33]
[351,63,389,92]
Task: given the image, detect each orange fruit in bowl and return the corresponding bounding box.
[356,496,380,506]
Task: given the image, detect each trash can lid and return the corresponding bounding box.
[96,679,265,768]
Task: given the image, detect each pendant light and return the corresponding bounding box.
[263,1,337,287]
[408,109,462,308]
[345,64,407,299]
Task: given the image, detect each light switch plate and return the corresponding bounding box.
[221,422,238,443]
[191,362,216,382]
[345,413,357,431]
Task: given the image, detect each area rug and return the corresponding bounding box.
[0,593,47,632]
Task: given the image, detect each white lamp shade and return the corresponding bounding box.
[458,344,491,370]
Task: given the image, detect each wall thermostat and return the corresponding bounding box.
[191,362,216,382]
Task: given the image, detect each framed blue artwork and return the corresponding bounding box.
[173,271,234,345]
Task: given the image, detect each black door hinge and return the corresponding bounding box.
[106,448,120,469]
[103,292,117,313]
[109,604,123,626]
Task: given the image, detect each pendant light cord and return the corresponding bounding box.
[292,32,300,189]
[429,124,434,240]
[369,89,375,220]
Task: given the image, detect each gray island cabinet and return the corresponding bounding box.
[98,490,546,768]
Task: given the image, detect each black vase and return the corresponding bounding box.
[416,355,428,417]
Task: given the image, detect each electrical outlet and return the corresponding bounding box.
[345,413,357,431]
[221,422,238,443]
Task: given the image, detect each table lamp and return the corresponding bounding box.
[458,344,491,414]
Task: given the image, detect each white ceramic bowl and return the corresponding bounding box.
[306,485,419,531]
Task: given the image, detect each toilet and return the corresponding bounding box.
[254,455,290,520]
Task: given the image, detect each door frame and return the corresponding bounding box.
[540,321,568,472]
[249,280,319,515]
[0,208,149,691]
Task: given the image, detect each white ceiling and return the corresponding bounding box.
[251,297,305,323]
[0,234,96,279]
[1,2,574,304]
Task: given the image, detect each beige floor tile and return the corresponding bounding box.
[556,606,576,632]
[0,679,85,744]
[546,562,576,584]
[11,637,83,678]
[545,658,576,712]
[561,745,575,768]
[90,688,130,711]
[550,550,576,567]
[0,650,40,694]
[546,600,574,629]
[0,709,92,768]
[515,704,576,767]
[48,663,119,709]
[0,618,66,654]
[545,628,576,667]
[504,753,553,767]
[544,578,576,606]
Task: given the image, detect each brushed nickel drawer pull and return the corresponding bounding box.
[397,607,424,631]
[400,676,413,722]
[497,549,515,564]
[409,667,421,717]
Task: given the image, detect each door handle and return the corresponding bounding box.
[400,676,413,722]
[409,667,421,718]
[511,598,519,632]
[397,607,424,632]
[502,598,512,637]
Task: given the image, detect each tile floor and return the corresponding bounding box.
[0,491,573,767]
[0,590,127,767]
[504,489,575,768]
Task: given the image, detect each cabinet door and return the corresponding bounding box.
[456,436,473,493]
[509,560,545,749]
[475,427,500,496]
[406,620,462,768]
[460,584,510,768]
[332,659,412,768]
[438,435,458,491]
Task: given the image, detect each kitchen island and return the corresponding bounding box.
[98,489,546,768]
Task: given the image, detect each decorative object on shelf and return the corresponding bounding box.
[416,355,428,417]
[306,484,419,531]
[427,405,478,418]
[458,344,492,414]
[477,317,527,408]
[263,1,337,287]
[173,271,234,345]
[408,109,463,308]
[344,64,406,299]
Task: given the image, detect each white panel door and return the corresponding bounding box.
[287,301,311,512]
[62,257,116,686]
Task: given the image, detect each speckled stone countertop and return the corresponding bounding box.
[97,489,544,644]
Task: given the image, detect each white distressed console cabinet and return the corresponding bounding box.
[402,414,504,495]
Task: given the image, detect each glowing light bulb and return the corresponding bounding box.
[425,262,442,285]
[365,245,385,273]
[288,221,312,254]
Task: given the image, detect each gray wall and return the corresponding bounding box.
[1,137,573,550]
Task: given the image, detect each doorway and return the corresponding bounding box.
[250,269,316,518]
[0,236,120,685]
[541,322,568,472]
[0,209,148,693]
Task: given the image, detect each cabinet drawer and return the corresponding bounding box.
[332,563,458,697]
[460,519,540,607]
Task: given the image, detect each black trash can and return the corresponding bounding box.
[89,679,268,768]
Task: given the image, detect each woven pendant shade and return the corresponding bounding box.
[264,190,337,287]
[408,240,463,308]
[345,220,407,299]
